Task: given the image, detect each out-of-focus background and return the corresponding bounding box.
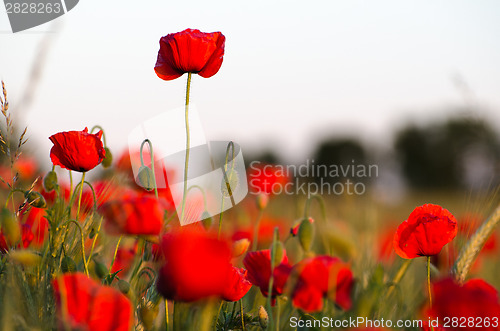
[0,0,499,196]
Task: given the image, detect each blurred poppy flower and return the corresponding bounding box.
[20,206,48,248]
[424,278,500,331]
[0,235,7,254]
[40,183,71,205]
[243,249,292,304]
[222,266,252,302]
[49,127,106,172]
[53,272,132,331]
[393,204,457,259]
[155,28,225,81]
[459,213,498,254]
[13,156,38,181]
[232,216,289,248]
[247,163,289,196]
[291,256,354,313]
[376,226,397,263]
[100,194,164,236]
[156,230,233,302]
[111,244,137,277]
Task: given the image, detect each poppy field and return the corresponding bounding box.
[0,28,499,331]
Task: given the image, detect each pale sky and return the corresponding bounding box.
[1,0,499,166]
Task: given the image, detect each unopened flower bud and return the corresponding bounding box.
[232,238,250,257]
[270,240,284,268]
[258,306,268,329]
[137,165,155,191]
[89,227,97,239]
[61,256,77,273]
[256,193,269,210]
[24,191,47,208]
[118,279,130,294]
[101,147,113,168]
[9,250,41,267]
[1,208,20,245]
[43,171,58,192]
[298,217,315,252]
[94,261,108,279]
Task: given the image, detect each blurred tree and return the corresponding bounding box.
[395,117,499,190]
[312,138,369,184]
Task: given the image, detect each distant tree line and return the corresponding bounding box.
[247,115,500,191]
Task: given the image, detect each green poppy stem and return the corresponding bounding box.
[165,299,169,331]
[427,256,433,308]
[240,299,245,331]
[180,72,192,224]
[108,235,122,274]
[75,172,86,221]
[218,141,235,238]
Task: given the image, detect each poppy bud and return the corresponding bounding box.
[61,256,77,273]
[24,191,47,208]
[89,227,97,239]
[232,238,250,258]
[298,217,315,252]
[43,171,58,192]
[9,250,41,267]
[201,211,212,229]
[139,302,159,330]
[258,306,268,330]
[94,261,108,279]
[221,169,239,197]
[137,165,155,191]
[270,240,284,268]
[1,208,20,245]
[118,279,130,294]
[101,147,113,168]
[256,193,269,210]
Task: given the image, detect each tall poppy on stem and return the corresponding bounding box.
[155,29,225,226]
[393,204,457,307]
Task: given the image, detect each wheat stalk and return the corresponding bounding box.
[452,204,500,284]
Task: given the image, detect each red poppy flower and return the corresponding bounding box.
[393,204,457,259]
[243,249,292,303]
[156,230,233,302]
[424,278,500,330]
[247,163,289,196]
[155,28,225,81]
[221,266,252,302]
[52,272,132,331]
[291,256,354,313]
[49,127,106,172]
[100,194,164,236]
